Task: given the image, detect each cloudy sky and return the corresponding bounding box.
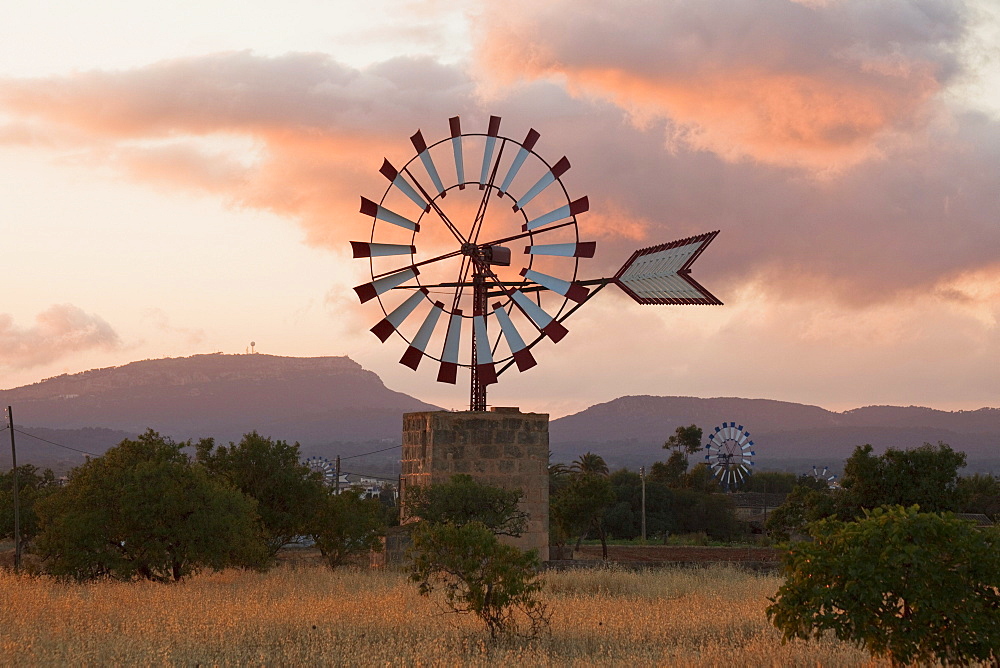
[1,0,998,417]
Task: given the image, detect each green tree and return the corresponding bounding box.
[410,520,549,639]
[663,424,703,454]
[741,471,797,495]
[764,485,836,540]
[310,489,385,568]
[571,451,609,477]
[405,474,527,537]
[957,473,1000,518]
[649,451,689,488]
[35,430,267,582]
[551,470,615,559]
[671,488,745,541]
[603,469,672,541]
[0,464,59,545]
[767,506,1000,665]
[196,431,326,555]
[839,442,966,516]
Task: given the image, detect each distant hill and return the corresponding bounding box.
[4,359,997,476]
[550,396,1000,474]
[1,353,438,471]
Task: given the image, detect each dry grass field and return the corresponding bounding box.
[0,562,887,666]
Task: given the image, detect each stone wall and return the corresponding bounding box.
[401,408,549,561]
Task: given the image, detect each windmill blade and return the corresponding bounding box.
[472,314,498,385]
[370,288,427,342]
[360,197,420,232]
[498,129,539,196]
[479,115,501,189]
[508,289,568,342]
[411,129,446,197]
[513,157,570,212]
[492,302,537,372]
[380,159,430,212]
[523,196,588,231]
[400,301,445,370]
[525,241,597,258]
[354,266,419,304]
[437,309,463,384]
[519,268,590,303]
[351,241,416,258]
[614,231,722,305]
[449,116,466,189]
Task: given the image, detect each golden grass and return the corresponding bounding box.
[0,564,888,666]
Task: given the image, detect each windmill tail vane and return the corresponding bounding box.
[348,113,723,411]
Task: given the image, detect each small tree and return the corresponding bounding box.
[663,424,702,454]
[767,505,1000,665]
[310,489,385,568]
[0,464,59,546]
[410,521,549,639]
[551,471,615,558]
[405,474,527,536]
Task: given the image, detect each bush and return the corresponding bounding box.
[767,505,1000,665]
[409,521,549,639]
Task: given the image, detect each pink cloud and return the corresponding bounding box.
[473,0,967,169]
[0,305,122,369]
[0,47,997,309]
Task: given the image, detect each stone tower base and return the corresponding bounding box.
[401,408,549,561]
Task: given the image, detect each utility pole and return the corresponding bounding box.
[6,406,20,573]
[335,455,341,495]
[640,465,646,543]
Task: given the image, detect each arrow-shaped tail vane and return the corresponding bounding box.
[613,231,722,305]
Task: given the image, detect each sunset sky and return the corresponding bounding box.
[2,0,998,417]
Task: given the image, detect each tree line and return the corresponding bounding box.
[1,430,387,580]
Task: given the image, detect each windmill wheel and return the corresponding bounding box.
[811,465,838,487]
[704,422,755,490]
[304,456,335,485]
[350,115,596,406]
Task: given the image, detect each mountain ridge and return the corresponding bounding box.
[2,357,997,474]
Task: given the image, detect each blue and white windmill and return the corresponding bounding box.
[705,422,755,490]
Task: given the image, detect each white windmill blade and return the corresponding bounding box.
[492,302,537,372]
[410,129,446,198]
[513,156,570,212]
[449,116,466,187]
[353,266,419,304]
[437,310,463,384]
[400,301,445,371]
[523,196,589,231]
[379,159,430,213]
[498,128,539,196]
[370,288,426,342]
[472,314,497,385]
[359,197,420,232]
[479,115,501,188]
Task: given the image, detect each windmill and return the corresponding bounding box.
[351,115,722,411]
[704,422,755,490]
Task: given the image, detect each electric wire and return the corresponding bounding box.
[11,427,100,457]
[340,443,401,460]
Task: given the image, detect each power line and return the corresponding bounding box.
[12,428,100,457]
[341,469,398,482]
[340,443,401,461]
